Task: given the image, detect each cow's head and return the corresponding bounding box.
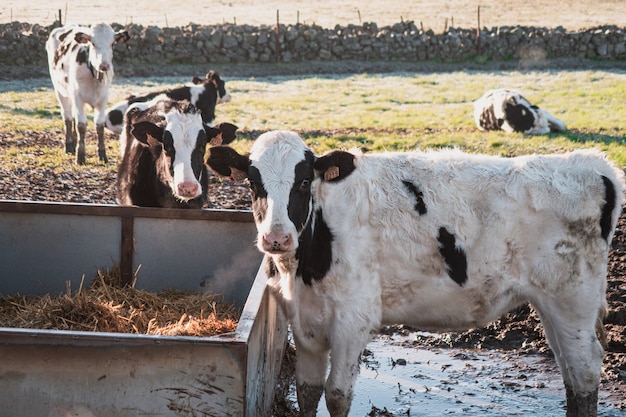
[129,99,237,203]
[207,131,355,256]
[502,94,538,133]
[192,71,232,104]
[75,23,129,80]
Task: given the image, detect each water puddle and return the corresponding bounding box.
[313,332,624,416]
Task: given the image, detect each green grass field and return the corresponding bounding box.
[1,66,625,170]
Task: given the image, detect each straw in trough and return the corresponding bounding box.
[0,267,239,337]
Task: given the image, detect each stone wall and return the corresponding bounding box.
[1,20,625,67]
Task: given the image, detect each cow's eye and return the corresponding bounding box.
[300,179,310,189]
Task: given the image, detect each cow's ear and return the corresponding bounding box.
[206,146,250,181]
[115,31,130,44]
[314,150,356,182]
[131,121,164,146]
[207,71,219,85]
[217,122,238,145]
[191,76,203,85]
[205,122,238,146]
[74,32,90,44]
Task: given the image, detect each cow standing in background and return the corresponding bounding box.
[117,96,237,208]
[104,71,231,135]
[207,130,623,417]
[46,23,129,164]
[474,88,567,134]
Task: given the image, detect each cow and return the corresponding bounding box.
[117,96,237,208]
[104,71,231,135]
[46,23,129,164]
[206,130,624,417]
[474,88,567,135]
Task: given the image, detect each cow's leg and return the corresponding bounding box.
[72,97,88,164]
[94,105,108,163]
[76,122,87,165]
[533,294,604,417]
[96,123,108,163]
[64,119,76,153]
[324,325,372,417]
[293,336,329,417]
[54,93,75,154]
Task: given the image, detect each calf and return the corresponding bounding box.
[474,88,567,134]
[104,71,231,135]
[46,23,129,164]
[117,96,237,208]
[207,130,623,417]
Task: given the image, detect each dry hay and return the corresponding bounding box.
[0,268,239,337]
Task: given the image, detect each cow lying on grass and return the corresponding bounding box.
[46,23,129,164]
[474,88,567,134]
[117,95,237,208]
[105,71,231,135]
[207,130,623,417]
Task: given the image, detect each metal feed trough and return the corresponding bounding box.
[0,200,287,416]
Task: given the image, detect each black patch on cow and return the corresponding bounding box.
[437,227,468,287]
[208,71,228,99]
[166,87,193,102]
[58,28,72,43]
[288,151,316,232]
[76,47,88,66]
[314,150,356,182]
[109,109,124,127]
[247,165,268,225]
[206,146,250,179]
[297,208,334,286]
[479,104,502,130]
[206,122,238,145]
[402,180,427,215]
[192,85,218,125]
[600,175,617,242]
[126,83,220,126]
[503,102,536,132]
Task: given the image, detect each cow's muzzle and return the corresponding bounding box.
[261,231,294,253]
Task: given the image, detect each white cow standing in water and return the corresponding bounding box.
[207,130,623,417]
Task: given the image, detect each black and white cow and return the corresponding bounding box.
[46,23,129,164]
[207,130,623,417]
[104,71,231,135]
[474,88,567,134]
[117,96,237,208]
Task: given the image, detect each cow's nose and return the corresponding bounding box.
[177,181,199,198]
[262,232,292,251]
[99,63,110,72]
